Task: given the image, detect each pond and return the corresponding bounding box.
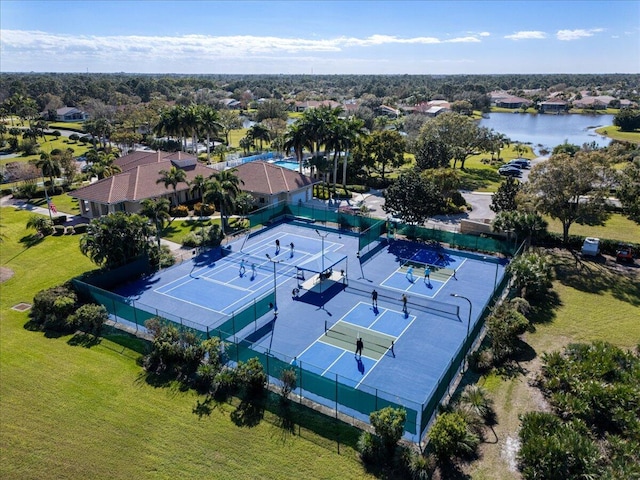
[479,112,614,154]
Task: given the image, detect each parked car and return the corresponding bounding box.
[615,243,634,263]
[581,237,600,257]
[498,165,522,177]
[507,159,531,169]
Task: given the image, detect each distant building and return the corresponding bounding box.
[44,107,89,122]
[539,100,568,113]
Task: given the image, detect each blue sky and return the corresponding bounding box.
[1,1,639,74]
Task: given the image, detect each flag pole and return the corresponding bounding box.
[43,175,54,222]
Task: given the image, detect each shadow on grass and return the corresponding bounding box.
[458,168,502,191]
[554,250,640,307]
[230,394,266,428]
[102,327,150,356]
[527,288,561,325]
[437,460,473,480]
[67,332,101,348]
[19,233,44,248]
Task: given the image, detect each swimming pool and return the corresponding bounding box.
[273,160,300,171]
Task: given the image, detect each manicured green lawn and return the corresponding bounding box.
[545,213,640,244]
[0,136,91,166]
[48,122,85,131]
[29,190,82,215]
[457,144,535,193]
[595,125,640,144]
[0,208,372,480]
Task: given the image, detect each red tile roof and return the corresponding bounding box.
[72,155,215,204]
[233,161,319,195]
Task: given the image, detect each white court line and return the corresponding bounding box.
[321,350,348,376]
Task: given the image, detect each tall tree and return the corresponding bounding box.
[199,105,222,163]
[354,130,406,181]
[490,177,521,213]
[156,166,187,206]
[617,157,640,223]
[383,169,446,224]
[204,169,243,234]
[418,112,489,169]
[284,121,313,174]
[80,212,153,269]
[524,151,613,244]
[140,197,171,248]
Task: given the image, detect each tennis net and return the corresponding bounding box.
[220,250,296,276]
[324,321,395,357]
[400,257,457,279]
[345,278,460,318]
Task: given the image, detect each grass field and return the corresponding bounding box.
[0,208,374,480]
[466,249,640,480]
[595,125,640,144]
[545,213,640,244]
[0,136,92,166]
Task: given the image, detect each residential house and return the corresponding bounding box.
[377,105,400,118]
[233,161,320,207]
[293,100,343,112]
[70,151,214,219]
[495,96,532,109]
[48,106,89,122]
[70,151,319,219]
[539,100,569,113]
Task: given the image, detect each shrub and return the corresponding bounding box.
[357,431,382,464]
[73,223,88,234]
[52,225,65,236]
[65,226,75,235]
[279,368,297,400]
[348,184,370,194]
[67,303,108,335]
[370,406,407,456]
[31,285,78,331]
[236,357,266,398]
[518,413,601,480]
[182,232,202,248]
[468,348,494,373]
[193,202,215,216]
[69,133,80,142]
[170,205,189,217]
[14,181,38,199]
[428,411,479,462]
[26,215,53,236]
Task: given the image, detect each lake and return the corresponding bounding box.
[479,112,614,154]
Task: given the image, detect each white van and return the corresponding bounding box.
[581,237,600,257]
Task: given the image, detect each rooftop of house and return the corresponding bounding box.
[233,161,320,195]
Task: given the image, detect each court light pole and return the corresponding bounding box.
[450,293,472,371]
[315,229,328,276]
[266,254,279,313]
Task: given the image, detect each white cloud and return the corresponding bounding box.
[556,28,604,41]
[504,31,547,40]
[479,32,491,37]
[0,29,485,59]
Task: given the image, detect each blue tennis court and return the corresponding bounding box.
[295,302,414,388]
[110,219,510,441]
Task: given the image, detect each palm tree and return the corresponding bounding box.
[182,104,201,154]
[154,107,183,147]
[284,121,313,173]
[87,152,121,179]
[188,174,207,216]
[26,214,53,237]
[205,169,243,234]
[140,198,171,247]
[341,116,367,187]
[247,124,271,151]
[199,106,222,163]
[35,153,61,191]
[156,166,187,206]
